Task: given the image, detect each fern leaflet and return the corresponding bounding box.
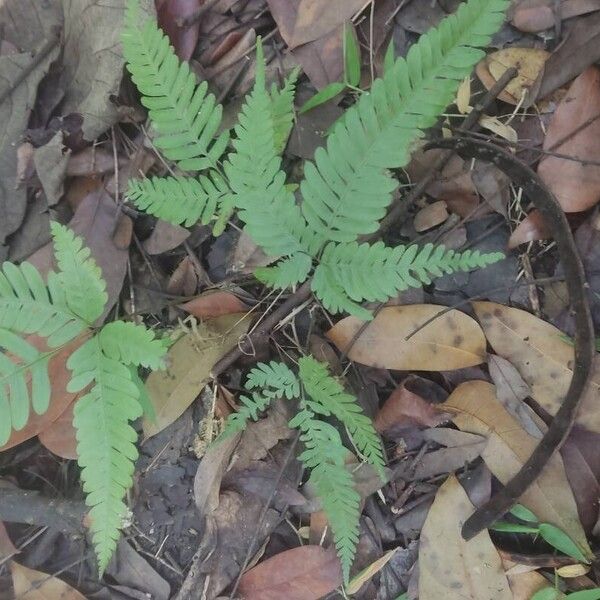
[245,360,300,399]
[122,1,229,172]
[68,324,166,573]
[298,0,509,249]
[289,408,360,582]
[254,253,313,289]
[313,241,504,317]
[299,356,385,476]
[223,40,311,257]
[270,68,299,153]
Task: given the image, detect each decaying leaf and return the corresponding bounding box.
[510,0,600,32]
[538,67,600,213]
[508,210,552,249]
[143,313,251,437]
[476,47,550,105]
[413,201,449,232]
[180,290,248,320]
[418,474,512,599]
[473,301,600,433]
[38,402,77,460]
[347,549,398,595]
[238,545,343,600]
[326,305,486,371]
[10,561,86,600]
[443,381,591,557]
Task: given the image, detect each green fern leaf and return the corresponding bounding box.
[270,68,299,153]
[299,0,509,248]
[289,408,360,582]
[0,330,51,443]
[68,335,143,574]
[245,360,300,399]
[127,174,230,228]
[313,241,504,317]
[254,253,312,289]
[224,40,311,257]
[299,356,385,475]
[98,321,167,370]
[218,391,275,439]
[122,1,229,172]
[51,222,107,325]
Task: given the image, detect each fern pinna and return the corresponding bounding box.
[123,0,507,320]
[218,356,385,581]
[0,223,167,573]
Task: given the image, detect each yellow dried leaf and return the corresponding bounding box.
[326,305,486,371]
[443,381,591,558]
[143,313,251,437]
[10,562,86,600]
[419,474,512,599]
[472,301,600,433]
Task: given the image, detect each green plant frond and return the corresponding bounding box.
[245,360,300,399]
[254,253,313,289]
[299,0,509,249]
[68,335,143,574]
[224,40,310,257]
[270,67,299,153]
[98,321,168,370]
[298,356,385,475]
[51,222,107,325]
[311,262,374,321]
[289,408,360,582]
[122,1,229,172]
[127,173,229,228]
[0,329,51,444]
[316,241,504,311]
[0,261,88,347]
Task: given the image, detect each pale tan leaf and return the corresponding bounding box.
[413,201,449,232]
[10,562,86,599]
[418,474,512,599]
[326,305,486,371]
[346,548,398,595]
[143,314,251,437]
[473,301,600,433]
[443,380,591,557]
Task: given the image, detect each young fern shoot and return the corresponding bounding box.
[123,0,508,321]
[0,223,168,573]
[217,356,385,582]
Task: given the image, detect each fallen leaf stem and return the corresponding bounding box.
[426,136,595,542]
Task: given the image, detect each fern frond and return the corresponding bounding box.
[122,1,229,172]
[270,68,299,153]
[51,222,107,325]
[289,409,360,582]
[254,253,312,289]
[245,360,300,399]
[299,356,385,476]
[127,174,229,228]
[98,321,167,370]
[314,241,504,317]
[68,335,143,574]
[0,330,51,443]
[299,0,509,248]
[224,40,311,257]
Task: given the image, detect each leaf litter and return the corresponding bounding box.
[4,0,600,598]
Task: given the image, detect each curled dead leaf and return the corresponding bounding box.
[508,210,552,249]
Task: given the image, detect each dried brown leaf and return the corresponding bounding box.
[10,561,86,600]
[473,301,600,433]
[238,545,343,600]
[326,305,486,371]
[418,474,512,599]
[180,290,248,319]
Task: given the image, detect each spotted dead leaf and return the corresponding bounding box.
[444,381,591,558]
[538,67,600,213]
[238,545,342,600]
[419,474,512,599]
[10,561,86,600]
[476,47,550,105]
[326,305,486,371]
[143,313,251,437]
[473,301,600,433]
